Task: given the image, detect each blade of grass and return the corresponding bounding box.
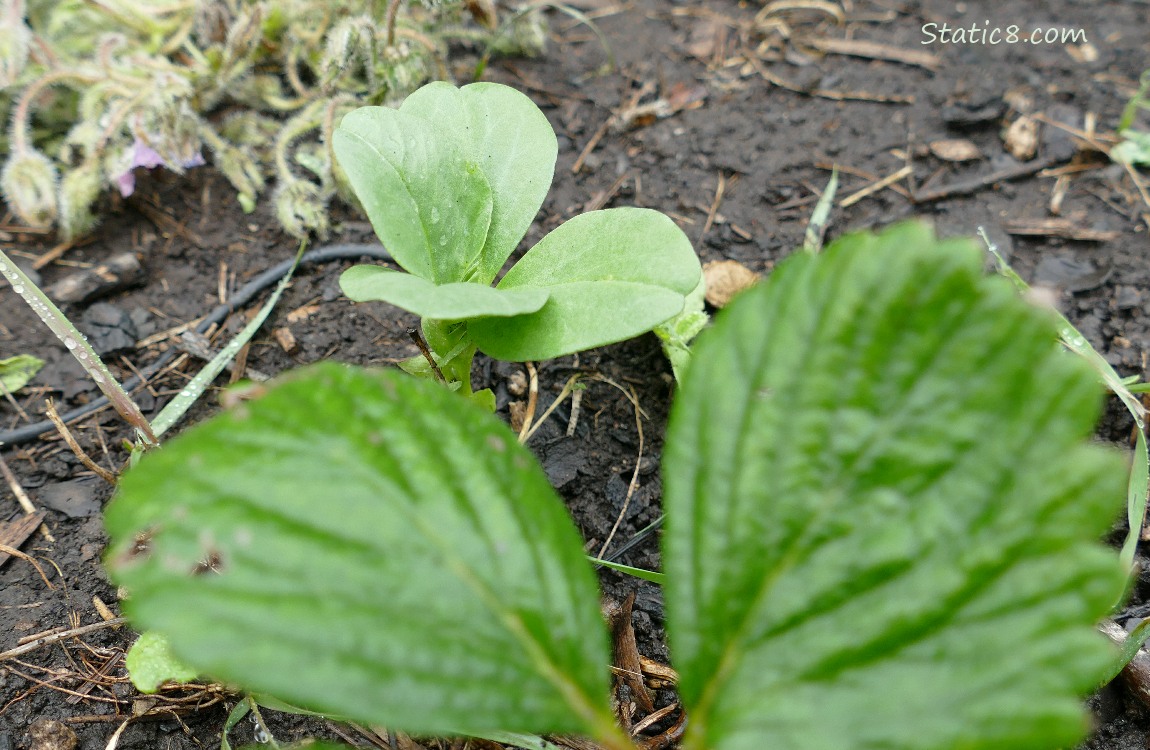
[148,243,306,441]
[1119,69,1150,133]
[1125,428,1150,569]
[588,557,665,584]
[803,167,838,254]
[1100,618,1150,686]
[978,227,1148,571]
[0,249,157,447]
[220,696,254,750]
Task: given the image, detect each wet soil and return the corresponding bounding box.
[2,0,1150,747]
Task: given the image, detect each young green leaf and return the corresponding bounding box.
[1111,129,1150,167]
[0,354,44,392]
[470,208,702,361]
[124,631,198,693]
[104,364,619,741]
[340,265,548,320]
[399,82,558,284]
[654,275,708,383]
[333,108,493,283]
[664,222,1126,750]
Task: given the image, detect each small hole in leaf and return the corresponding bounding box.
[190,549,225,576]
[115,526,158,568]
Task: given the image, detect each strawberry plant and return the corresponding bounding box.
[103,223,1125,750]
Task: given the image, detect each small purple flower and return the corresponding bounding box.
[116,138,206,197]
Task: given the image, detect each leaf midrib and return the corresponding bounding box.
[335,399,610,734]
[686,258,990,741]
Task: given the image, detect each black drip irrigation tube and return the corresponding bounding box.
[0,243,393,448]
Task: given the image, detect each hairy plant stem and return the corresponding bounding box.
[11,70,101,153]
[385,0,403,47]
[274,99,327,182]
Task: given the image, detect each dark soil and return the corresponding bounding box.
[3,0,1150,747]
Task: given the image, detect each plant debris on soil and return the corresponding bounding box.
[2,0,1150,748]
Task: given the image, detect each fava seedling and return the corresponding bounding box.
[334,81,704,402]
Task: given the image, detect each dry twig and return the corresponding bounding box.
[0,618,126,662]
[45,400,118,484]
[0,452,54,541]
[801,35,941,70]
[839,165,913,208]
[911,156,1059,203]
[0,542,54,588]
[516,363,540,443]
[597,382,644,558]
[700,172,728,242]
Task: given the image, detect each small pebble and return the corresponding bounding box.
[28,719,76,750]
[703,260,760,308]
[507,370,528,397]
[1115,285,1142,311]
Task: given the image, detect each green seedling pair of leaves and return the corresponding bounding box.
[105,223,1125,750]
[334,82,703,396]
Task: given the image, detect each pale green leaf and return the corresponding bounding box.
[340,265,548,320]
[333,108,493,283]
[125,631,198,693]
[400,82,558,284]
[664,222,1126,750]
[0,353,44,392]
[104,364,615,739]
[470,208,702,361]
[655,274,708,382]
[1111,130,1150,167]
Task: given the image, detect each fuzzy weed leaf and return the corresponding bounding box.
[470,208,701,361]
[664,222,1126,750]
[104,364,617,740]
[340,265,548,320]
[399,82,558,284]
